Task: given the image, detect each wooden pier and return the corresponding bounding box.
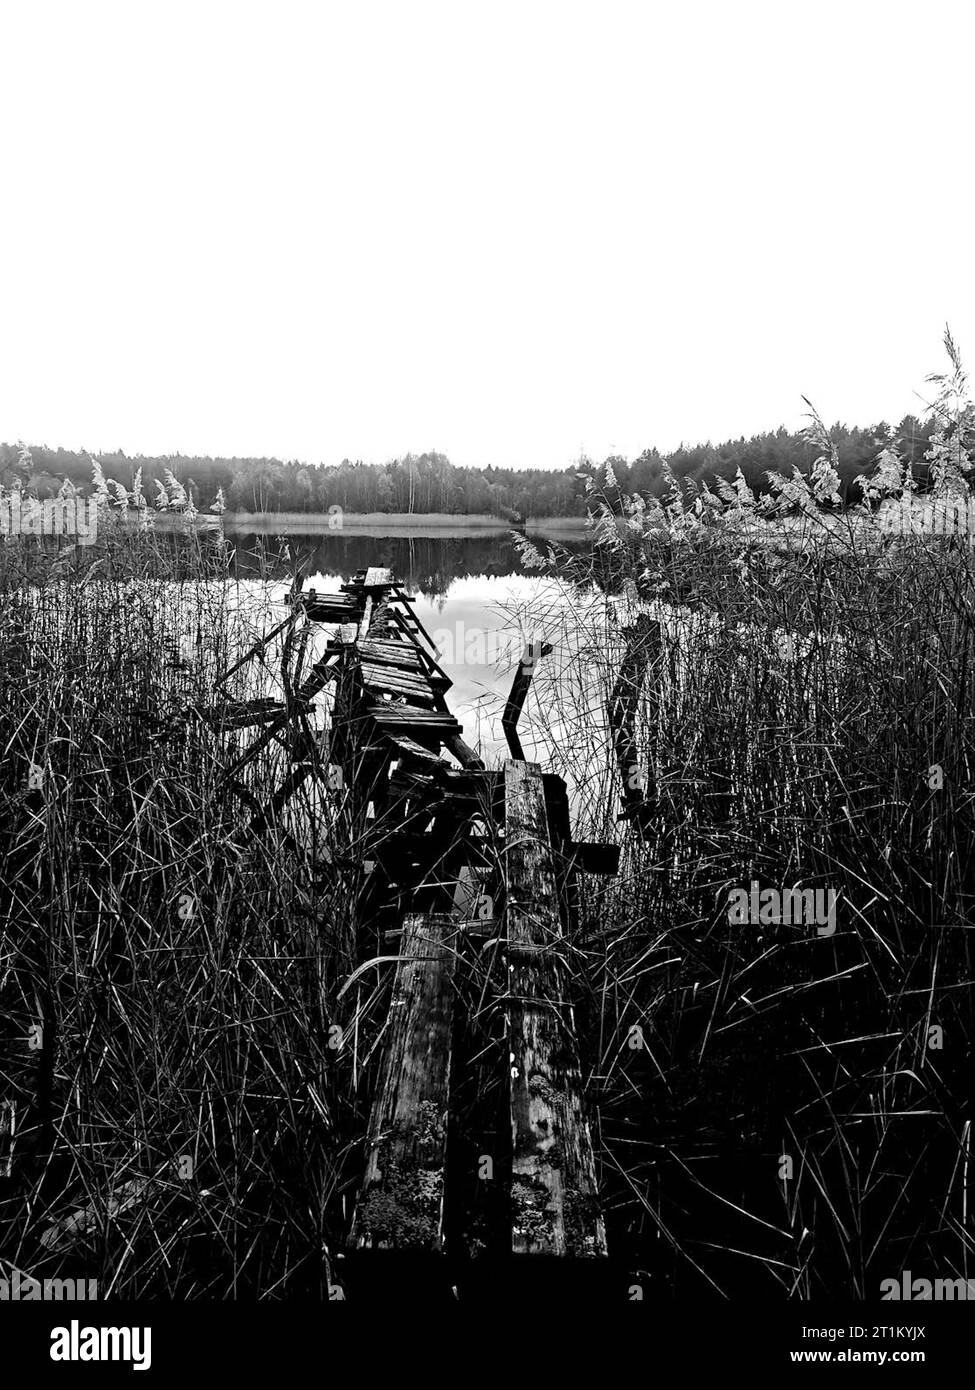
[202,567,622,1297]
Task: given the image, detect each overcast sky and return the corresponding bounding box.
[2,1,972,470]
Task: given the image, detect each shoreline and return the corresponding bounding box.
[222,510,589,534]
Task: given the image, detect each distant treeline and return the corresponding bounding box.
[0,415,939,517]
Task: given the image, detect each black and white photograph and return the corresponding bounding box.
[1,0,973,1370]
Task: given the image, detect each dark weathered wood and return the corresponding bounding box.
[366,685,437,709]
[358,643,426,673]
[214,612,300,693]
[608,614,660,842]
[362,566,395,588]
[202,697,313,730]
[388,734,444,765]
[350,913,457,1253]
[360,662,432,695]
[363,675,434,700]
[357,594,374,642]
[389,589,440,650]
[386,607,452,686]
[368,707,462,732]
[504,759,607,1259]
[569,841,620,876]
[502,641,553,759]
[296,653,341,702]
[442,730,484,770]
[302,592,362,622]
[211,565,615,1281]
[360,656,428,683]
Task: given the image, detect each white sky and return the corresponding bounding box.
[2,0,973,471]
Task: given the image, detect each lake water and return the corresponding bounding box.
[225,524,592,765]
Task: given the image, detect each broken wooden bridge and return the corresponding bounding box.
[202,566,624,1298]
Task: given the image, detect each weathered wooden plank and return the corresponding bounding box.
[361,639,449,683]
[368,707,461,730]
[361,651,427,676]
[360,663,428,690]
[387,734,444,765]
[363,682,434,708]
[368,689,438,711]
[608,615,660,842]
[303,587,358,605]
[362,566,395,588]
[362,638,423,655]
[358,645,425,673]
[386,608,452,685]
[366,687,436,709]
[371,693,438,715]
[350,913,457,1254]
[304,600,364,623]
[366,675,435,696]
[360,662,431,694]
[504,759,607,1259]
[303,590,360,610]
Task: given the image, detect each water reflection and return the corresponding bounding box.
[291,569,571,765]
[225,526,589,600]
[224,524,594,766]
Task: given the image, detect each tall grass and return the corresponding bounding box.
[0,519,371,1297]
[4,345,975,1300]
[506,343,975,1296]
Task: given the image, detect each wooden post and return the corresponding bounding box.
[502,641,553,760]
[608,615,660,842]
[350,913,457,1255]
[504,760,607,1258]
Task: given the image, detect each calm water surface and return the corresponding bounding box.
[228,525,591,765]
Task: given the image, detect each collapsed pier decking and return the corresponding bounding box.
[203,566,619,1294]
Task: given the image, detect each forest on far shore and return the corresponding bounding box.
[0,414,939,519]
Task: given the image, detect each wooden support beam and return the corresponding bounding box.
[387,607,452,686]
[443,730,485,770]
[541,771,577,934]
[388,734,445,766]
[350,913,457,1255]
[202,697,315,731]
[502,641,553,760]
[296,653,341,702]
[213,611,300,693]
[608,615,661,843]
[504,760,607,1259]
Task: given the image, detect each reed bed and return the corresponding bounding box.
[509,472,975,1297]
[3,404,975,1298]
[0,523,368,1298]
